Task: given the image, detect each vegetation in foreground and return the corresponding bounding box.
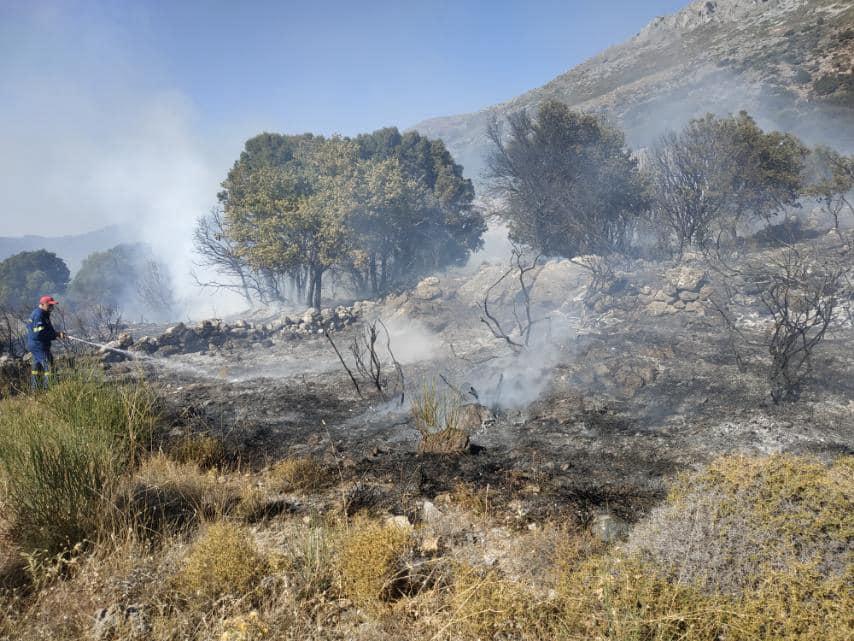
[0,376,851,641]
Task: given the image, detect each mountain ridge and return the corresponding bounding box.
[413,0,854,178]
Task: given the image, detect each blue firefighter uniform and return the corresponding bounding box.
[27,306,59,389]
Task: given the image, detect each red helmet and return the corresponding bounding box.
[39,295,58,306]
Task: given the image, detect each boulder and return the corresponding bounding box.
[414,276,443,301]
[669,266,707,293]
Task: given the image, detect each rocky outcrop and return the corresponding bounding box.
[640,266,712,316]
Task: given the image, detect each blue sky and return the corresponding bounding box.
[0,0,686,239]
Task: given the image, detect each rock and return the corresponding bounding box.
[420,535,440,554]
[653,290,676,303]
[302,308,320,325]
[457,404,495,432]
[698,284,715,300]
[93,604,149,641]
[647,301,674,316]
[671,266,707,292]
[590,512,630,543]
[414,276,442,301]
[678,290,700,302]
[161,323,186,343]
[422,500,442,525]
[130,336,158,353]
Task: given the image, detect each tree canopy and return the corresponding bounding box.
[210,128,484,307]
[68,244,174,320]
[486,100,648,258]
[0,250,70,310]
[648,112,809,252]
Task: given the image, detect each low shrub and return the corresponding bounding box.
[221,610,270,641]
[173,521,266,605]
[338,518,411,606]
[627,453,853,593]
[559,555,730,641]
[0,372,158,557]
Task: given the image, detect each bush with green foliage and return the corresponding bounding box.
[0,371,157,557]
[0,250,69,310]
[648,112,808,253]
[486,99,647,257]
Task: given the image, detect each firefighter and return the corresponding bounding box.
[27,295,65,390]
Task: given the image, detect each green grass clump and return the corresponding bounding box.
[173,521,266,605]
[0,372,158,557]
[338,518,411,606]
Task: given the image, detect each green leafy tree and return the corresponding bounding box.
[803,146,854,235]
[486,100,647,258]
[0,250,69,310]
[68,244,174,319]
[649,112,808,253]
[222,136,356,309]
[215,128,484,305]
[345,130,484,296]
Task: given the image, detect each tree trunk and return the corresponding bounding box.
[306,270,316,308]
[313,268,323,309]
[369,254,378,296]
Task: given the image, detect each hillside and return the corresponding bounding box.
[414,0,854,178]
[0,225,132,272]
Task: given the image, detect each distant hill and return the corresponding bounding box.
[414,0,854,179]
[0,225,133,273]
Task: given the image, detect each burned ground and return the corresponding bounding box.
[105,232,854,529]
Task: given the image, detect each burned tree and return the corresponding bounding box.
[192,207,278,306]
[481,246,544,353]
[325,318,404,403]
[710,246,851,403]
[649,112,807,254]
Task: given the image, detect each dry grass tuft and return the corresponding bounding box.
[173,521,267,606]
[167,432,227,469]
[412,384,469,454]
[448,563,562,640]
[338,518,412,606]
[269,456,327,492]
[448,482,492,516]
[124,454,237,536]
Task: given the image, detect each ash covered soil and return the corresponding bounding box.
[111,233,854,525]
